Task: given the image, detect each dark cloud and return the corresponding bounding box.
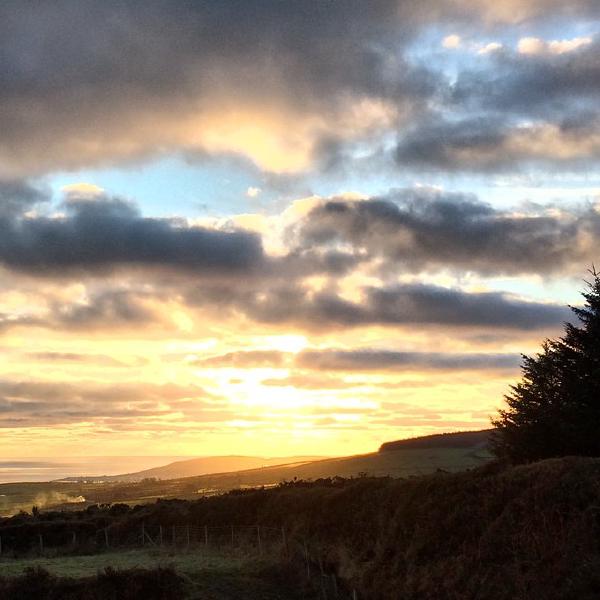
[0,2,597,177]
[0,179,50,217]
[52,290,155,329]
[297,191,598,275]
[187,279,571,330]
[0,195,265,275]
[453,41,600,117]
[195,347,520,374]
[395,114,600,172]
[391,41,600,174]
[296,349,521,371]
[0,290,157,334]
[0,0,441,176]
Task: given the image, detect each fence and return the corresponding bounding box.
[0,523,358,598]
[0,523,285,556]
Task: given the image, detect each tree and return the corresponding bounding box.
[492,268,600,463]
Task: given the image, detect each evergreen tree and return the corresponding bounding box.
[492,268,600,462]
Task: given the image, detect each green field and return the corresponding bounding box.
[0,548,318,599]
[0,548,245,578]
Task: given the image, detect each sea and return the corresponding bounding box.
[0,456,187,483]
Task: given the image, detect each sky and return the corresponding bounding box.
[1,1,599,459]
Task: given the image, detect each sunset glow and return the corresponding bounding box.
[0,1,598,459]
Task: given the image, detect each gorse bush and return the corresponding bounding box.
[492,269,600,463]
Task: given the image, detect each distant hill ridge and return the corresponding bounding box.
[56,429,493,487]
[379,429,492,452]
[59,455,326,483]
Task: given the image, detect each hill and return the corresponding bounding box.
[0,430,493,515]
[379,428,492,451]
[59,455,326,483]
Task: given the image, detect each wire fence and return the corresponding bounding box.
[0,523,357,598]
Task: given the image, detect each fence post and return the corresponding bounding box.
[172,525,176,546]
[304,540,310,578]
[331,574,338,598]
[72,531,77,547]
[159,526,163,546]
[142,523,145,546]
[186,525,190,547]
[231,525,234,545]
[204,525,208,546]
[281,527,287,558]
[104,528,109,548]
[353,590,358,600]
[39,533,43,554]
[257,525,262,555]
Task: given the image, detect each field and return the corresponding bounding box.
[0,442,491,516]
[0,548,315,599]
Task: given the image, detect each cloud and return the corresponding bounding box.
[190,279,570,330]
[260,374,362,390]
[452,40,600,117]
[517,36,592,55]
[296,349,521,371]
[0,1,597,179]
[0,0,443,176]
[193,347,521,373]
[0,187,584,335]
[296,191,599,275]
[395,115,600,172]
[0,289,159,334]
[477,42,503,55]
[196,350,289,368]
[0,379,227,428]
[25,352,131,367]
[0,179,50,218]
[50,290,156,329]
[442,35,462,49]
[0,194,265,276]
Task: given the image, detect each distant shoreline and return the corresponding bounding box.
[0,456,188,484]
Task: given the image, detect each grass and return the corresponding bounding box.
[0,548,319,599]
[0,548,250,578]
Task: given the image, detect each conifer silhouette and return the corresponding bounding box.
[492,268,600,462]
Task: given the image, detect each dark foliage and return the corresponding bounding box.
[0,566,185,600]
[2,462,600,598]
[492,269,600,463]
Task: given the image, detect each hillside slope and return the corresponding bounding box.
[379,428,492,451]
[77,441,492,507]
[1,431,493,515]
[62,455,326,483]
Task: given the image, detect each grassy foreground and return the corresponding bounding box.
[0,548,251,578]
[0,549,319,599]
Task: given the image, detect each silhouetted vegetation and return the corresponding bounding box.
[493,269,600,463]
